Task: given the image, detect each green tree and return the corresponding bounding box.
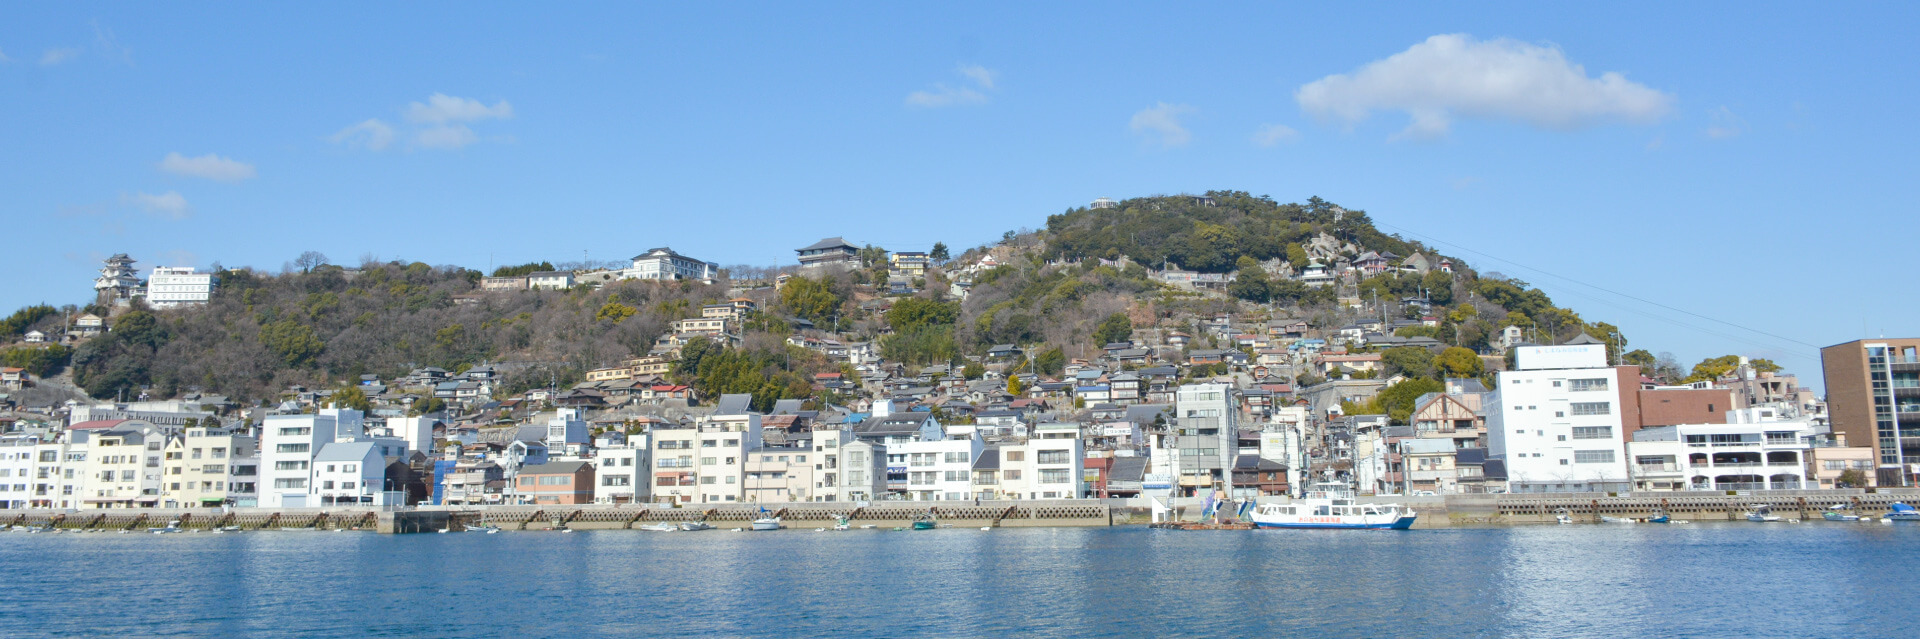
[595,301,639,323]
[1751,358,1782,374]
[410,395,446,416]
[1285,243,1309,270]
[1380,346,1435,379]
[1033,347,1066,377]
[1622,349,1658,372]
[1007,375,1025,396]
[331,386,372,412]
[930,242,950,262]
[1375,377,1445,424]
[1684,355,1744,383]
[259,319,324,367]
[1433,347,1485,379]
[1421,270,1454,305]
[1228,262,1271,303]
[113,311,165,349]
[780,276,842,324]
[1092,313,1133,346]
[886,297,960,333]
[961,362,984,379]
[491,261,555,277]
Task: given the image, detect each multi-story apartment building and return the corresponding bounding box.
[744,446,817,503]
[1627,420,1819,492]
[1158,383,1238,496]
[623,247,719,282]
[145,266,216,308]
[649,425,700,504]
[161,426,257,508]
[75,422,166,508]
[997,425,1085,499]
[1821,338,1920,486]
[1486,340,1636,493]
[592,438,650,504]
[0,436,50,509]
[260,409,357,507]
[796,237,860,270]
[892,432,984,501]
[889,251,930,276]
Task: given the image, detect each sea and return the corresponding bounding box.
[2,522,1913,638]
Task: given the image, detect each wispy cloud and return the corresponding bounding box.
[1705,106,1747,139]
[1252,123,1299,147]
[40,48,81,66]
[336,94,513,152]
[123,191,191,220]
[1296,34,1673,140]
[906,64,998,108]
[330,118,396,151]
[406,93,514,124]
[158,152,256,182]
[1130,103,1195,148]
[92,20,132,65]
[414,124,479,149]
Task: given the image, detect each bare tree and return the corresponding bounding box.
[294,251,330,273]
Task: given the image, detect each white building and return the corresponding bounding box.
[690,394,761,504]
[1628,420,1818,492]
[0,436,49,509]
[623,247,719,282]
[1159,383,1239,496]
[526,271,575,290]
[892,432,984,501]
[160,427,258,508]
[310,442,395,506]
[74,422,167,508]
[1486,341,1632,493]
[146,266,216,308]
[999,425,1085,499]
[260,409,362,507]
[593,437,650,504]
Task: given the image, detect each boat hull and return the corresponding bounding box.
[1252,515,1416,530]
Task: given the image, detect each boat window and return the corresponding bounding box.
[1315,505,1329,516]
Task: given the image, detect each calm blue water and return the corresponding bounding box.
[2,523,1914,637]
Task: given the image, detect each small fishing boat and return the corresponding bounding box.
[677,521,714,532]
[465,524,502,533]
[1599,515,1636,524]
[833,516,852,531]
[1248,483,1417,530]
[1886,502,1920,521]
[1745,505,1784,522]
[1823,505,1861,522]
[1647,509,1672,524]
[750,517,781,531]
[1555,508,1574,525]
[147,520,185,534]
[638,522,679,532]
[912,513,938,531]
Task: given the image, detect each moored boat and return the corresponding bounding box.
[1887,502,1920,521]
[1823,505,1861,522]
[1745,505,1784,522]
[638,522,678,532]
[465,524,502,533]
[750,517,781,531]
[677,521,714,531]
[911,514,937,531]
[1248,483,1416,530]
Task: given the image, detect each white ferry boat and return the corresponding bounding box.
[1248,483,1416,530]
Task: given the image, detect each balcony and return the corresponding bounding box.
[1636,464,1681,474]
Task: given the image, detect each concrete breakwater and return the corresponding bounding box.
[1107,488,1920,527]
[0,500,1115,534]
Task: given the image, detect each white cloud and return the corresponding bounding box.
[331,119,396,151]
[958,65,997,90]
[1705,106,1747,139]
[1296,34,1673,139]
[123,191,191,220]
[906,64,998,108]
[158,152,256,182]
[406,93,514,124]
[414,124,478,150]
[1252,123,1299,147]
[1129,103,1195,148]
[40,47,81,66]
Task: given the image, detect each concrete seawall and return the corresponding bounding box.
[1106,488,1920,528]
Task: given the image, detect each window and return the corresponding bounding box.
[1569,402,1611,416]
[191,448,203,459]
[701,457,717,466]
[1569,378,1609,392]
[341,482,355,490]
[1552,380,1562,387]
[212,448,227,459]
[944,471,967,482]
[1003,470,1022,481]
[702,440,717,448]
[1041,469,1070,484]
[345,464,357,473]
[1572,427,1612,440]
[944,452,968,464]
[273,478,306,489]
[274,461,308,471]
[202,465,224,474]
[275,444,309,454]
[1005,451,1025,462]
[701,476,716,485]
[604,476,630,486]
[1038,450,1070,465]
[1574,450,1616,464]
[795,455,805,463]
[326,464,336,473]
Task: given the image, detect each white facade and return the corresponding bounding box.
[893,433,983,501]
[75,424,166,508]
[311,442,390,506]
[999,430,1085,499]
[527,271,575,290]
[1166,383,1239,495]
[623,247,719,282]
[1629,421,1818,492]
[0,437,50,509]
[593,439,650,504]
[1486,344,1631,492]
[146,266,215,308]
[260,411,348,507]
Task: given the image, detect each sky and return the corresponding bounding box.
[3,3,1916,389]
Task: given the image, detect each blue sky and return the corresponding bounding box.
[3,3,1915,386]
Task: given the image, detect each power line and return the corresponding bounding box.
[1373,221,1822,350]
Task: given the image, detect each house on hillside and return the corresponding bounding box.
[796,237,861,270]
